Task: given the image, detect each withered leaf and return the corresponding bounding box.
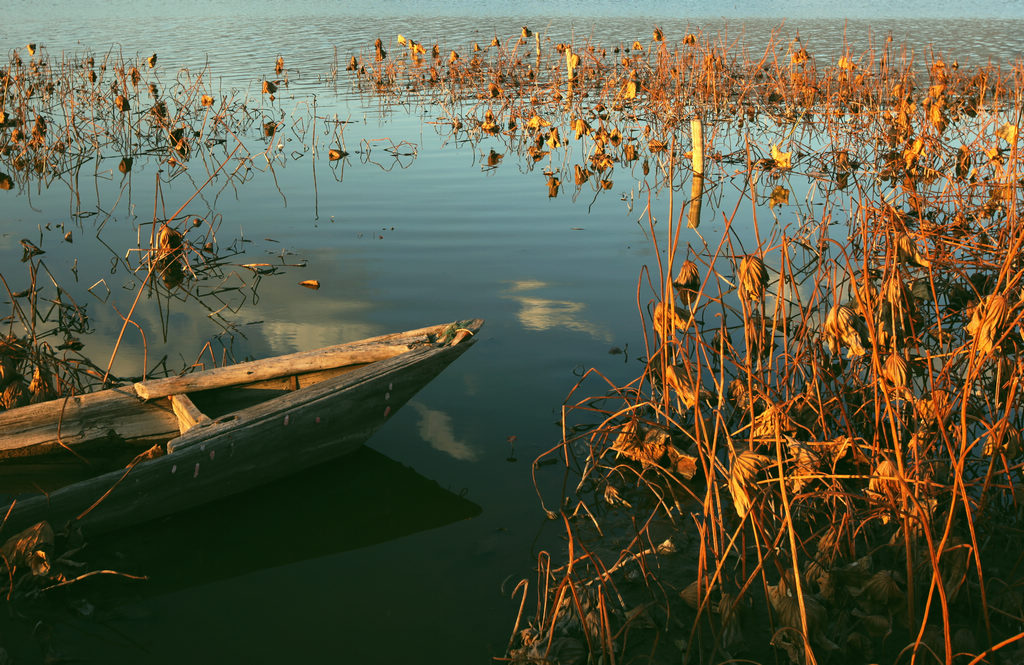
[769,185,790,209]
[996,122,1019,145]
[770,144,792,169]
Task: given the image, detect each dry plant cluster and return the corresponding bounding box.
[340,26,1024,665]
[0,45,334,406]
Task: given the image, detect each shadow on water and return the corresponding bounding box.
[0,446,481,663]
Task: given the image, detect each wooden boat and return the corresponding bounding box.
[0,319,483,536]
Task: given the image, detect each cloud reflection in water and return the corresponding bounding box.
[503,280,611,341]
[410,401,477,461]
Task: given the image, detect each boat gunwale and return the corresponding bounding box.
[0,318,483,535]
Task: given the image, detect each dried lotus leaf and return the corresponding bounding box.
[727,378,753,410]
[622,78,638,100]
[673,260,701,293]
[652,300,690,343]
[751,401,797,439]
[679,578,704,609]
[867,459,900,522]
[612,422,668,466]
[818,435,856,468]
[996,122,1019,144]
[157,224,183,257]
[984,420,1023,457]
[738,255,769,301]
[966,293,1010,355]
[883,273,911,307]
[851,608,891,638]
[895,232,931,267]
[547,637,586,665]
[803,559,832,597]
[28,365,54,403]
[0,351,17,386]
[0,380,29,410]
[525,115,550,130]
[611,419,641,453]
[769,185,790,209]
[0,521,54,574]
[770,144,792,169]
[729,450,771,518]
[665,445,697,479]
[767,580,835,654]
[823,304,869,357]
[882,353,909,390]
[940,541,971,604]
[786,438,821,493]
[861,570,904,611]
[913,389,950,429]
[663,365,706,409]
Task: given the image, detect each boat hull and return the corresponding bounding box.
[0,322,480,535]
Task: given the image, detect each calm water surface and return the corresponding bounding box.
[1,2,1023,663]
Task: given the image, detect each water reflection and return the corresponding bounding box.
[260,313,378,354]
[503,280,612,341]
[410,400,477,461]
[0,447,482,662]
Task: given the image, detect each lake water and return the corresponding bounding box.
[2,2,1024,663]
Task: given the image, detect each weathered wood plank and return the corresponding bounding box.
[133,343,419,401]
[0,387,178,459]
[168,394,210,434]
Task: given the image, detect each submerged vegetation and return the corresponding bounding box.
[335,25,1024,665]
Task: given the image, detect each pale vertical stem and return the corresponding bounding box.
[688,118,704,228]
[690,117,704,175]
